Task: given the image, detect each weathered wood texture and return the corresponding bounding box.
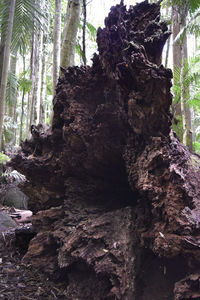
[10,1,200,299]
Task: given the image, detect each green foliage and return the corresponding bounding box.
[173,53,200,111]
[0,0,9,43]
[6,70,19,106]
[193,141,200,153]
[3,116,18,144]
[0,0,47,54]
[18,70,32,93]
[173,50,200,152]
[0,152,10,164]
[76,19,97,62]
[76,43,84,61]
[46,75,53,96]
[45,116,51,125]
[86,21,97,41]
[167,0,200,14]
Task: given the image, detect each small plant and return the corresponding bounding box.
[0,152,10,164]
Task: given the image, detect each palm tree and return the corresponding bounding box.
[0,0,16,150]
[171,0,200,150]
[0,0,46,148]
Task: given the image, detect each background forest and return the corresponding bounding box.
[0,0,200,157]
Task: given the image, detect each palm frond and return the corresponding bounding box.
[173,52,200,110]
[0,0,47,54]
[167,0,200,14]
[6,70,18,106]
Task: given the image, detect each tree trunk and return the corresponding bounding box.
[13,96,17,144]
[29,32,37,127]
[82,0,87,65]
[39,35,46,124]
[19,90,25,142]
[0,0,7,87]
[30,28,42,126]
[0,43,5,86]
[60,0,81,69]
[7,54,17,144]
[0,0,16,150]
[26,33,37,140]
[180,44,187,145]
[26,93,31,140]
[10,2,200,299]
[53,0,61,97]
[172,5,192,150]
[181,6,192,151]
[172,6,182,134]
[164,3,171,68]
[36,28,43,123]
[19,55,26,142]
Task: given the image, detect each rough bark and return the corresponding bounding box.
[10,2,200,299]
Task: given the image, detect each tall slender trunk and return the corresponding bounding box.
[172,5,192,150]
[82,0,87,65]
[19,90,25,142]
[26,40,33,139]
[0,0,16,150]
[181,7,192,150]
[60,0,81,69]
[0,0,6,86]
[19,55,26,142]
[53,0,61,97]
[180,37,193,151]
[180,45,187,146]
[0,43,4,86]
[26,93,31,139]
[37,25,43,123]
[164,4,171,68]
[13,96,17,144]
[192,35,198,146]
[39,35,47,124]
[46,104,51,123]
[30,32,37,127]
[172,6,181,112]
[8,54,17,144]
[30,28,42,126]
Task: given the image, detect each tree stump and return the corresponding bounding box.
[10,1,200,299]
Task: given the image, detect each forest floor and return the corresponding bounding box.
[0,225,68,299]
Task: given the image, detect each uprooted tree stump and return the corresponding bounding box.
[10,1,200,299]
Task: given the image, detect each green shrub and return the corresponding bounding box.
[0,152,10,164]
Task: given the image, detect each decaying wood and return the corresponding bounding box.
[10,1,200,299]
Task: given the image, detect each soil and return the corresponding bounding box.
[0,227,67,300]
